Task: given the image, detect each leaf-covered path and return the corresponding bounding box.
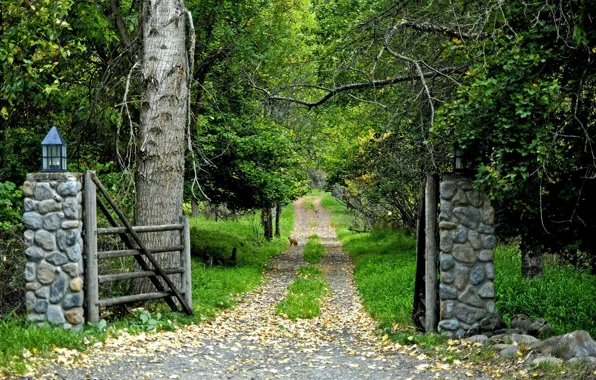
[38,196,486,379]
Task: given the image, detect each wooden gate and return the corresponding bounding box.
[83,171,193,323]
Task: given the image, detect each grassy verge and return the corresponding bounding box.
[495,245,596,337]
[0,206,295,375]
[303,234,325,264]
[276,266,328,320]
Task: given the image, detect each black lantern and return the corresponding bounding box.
[454,146,465,173]
[41,126,67,172]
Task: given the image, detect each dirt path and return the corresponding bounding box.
[36,196,486,379]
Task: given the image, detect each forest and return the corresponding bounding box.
[1,0,596,376]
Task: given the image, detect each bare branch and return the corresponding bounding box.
[395,19,488,40]
[266,66,463,109]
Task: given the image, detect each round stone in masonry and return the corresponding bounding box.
[47,305,66,325]
[62,262,79,277]
[57,229,78,250]
[452,244,476,264]
[66,243,82,261]
[63,293,83,310]
[470,265,486,285]
[23,181,34,197]
[440,254,455,271]
[23,212,43,230]
[438,319,460,331]
[34,183,56,201]
[24,198,38,212]
[440,283,458,300]
[467,190,484,207]
[452,189,470,207]
[37,261,57,284]
[38,199,62,214]
[70,277,83,292]
[468,230,482,250]
[42,212,64,231]
[479,282,495,298]
[455,303,487,325]
[65,308,84,325]
[453,226,468,244]
[441,271,454,284]
[35,286,49,299]
[482,234,496,249]
[50,273,68,304]
[440,181,458,200]
[25,246,45,262]
[458,286,484,308]
[455,266,471,290]
[57,181,78,197]
[453,207,481,229]
[62,197,80,220]
[440,230,453,252]
[26,282,41,291]
[479,250,494,261]
[24,229,35,246]
[440,301,455,318]
[33,300,48,314]
[485,263,495,280]
[34,229,57,251]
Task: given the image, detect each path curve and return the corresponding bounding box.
[35,196,486,379]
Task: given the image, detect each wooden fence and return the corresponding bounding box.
[83,171,193,323]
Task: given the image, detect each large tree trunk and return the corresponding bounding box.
[135,0,189,293]
[275,203,281,238]
[520,236,543,279]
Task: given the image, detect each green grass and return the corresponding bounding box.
[303,234,326,264]
[302,198,316,211]
[495,244,596,337]
[307,189,329,196]
[276,266,328,320]
[0,317,105,374]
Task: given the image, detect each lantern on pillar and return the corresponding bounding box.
[454,146,465,174]
[41,126,67,172]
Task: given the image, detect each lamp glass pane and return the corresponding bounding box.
[42,146,48,170]
[455,156,463,170]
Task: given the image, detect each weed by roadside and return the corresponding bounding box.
[303,234,325,264]
[276,266,328,320]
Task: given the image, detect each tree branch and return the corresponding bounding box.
[395,19,488,40]
[266,66,464,109]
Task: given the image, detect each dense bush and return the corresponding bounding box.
[0,230,26,317]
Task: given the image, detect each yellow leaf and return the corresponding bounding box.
[592,47,596,53]
[453,38,462,45]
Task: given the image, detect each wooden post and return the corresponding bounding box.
[424,173,438,332]
[181,216,193,308]
[412,177,426,331]
[84,171,99,324]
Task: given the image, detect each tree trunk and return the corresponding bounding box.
[424,174,439,333]
[191,199,199,217]
[412,177,426,331]
[275,203,281,238]
[134,0,189,293]
[521,236,543,279]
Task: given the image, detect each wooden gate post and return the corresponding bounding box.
[84,170,99,324]
[181,216,193,308]
[424,173,439,332]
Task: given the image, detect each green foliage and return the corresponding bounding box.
[0,181,22,231]
[303,234,325,264]
[432,2,596,264]
[495,245,596,337]
[0,230,26,317]
[276,266,328,320]
[195,118,308,211]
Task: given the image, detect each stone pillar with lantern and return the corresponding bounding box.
[437,146,496,338]
[23,127,85,329]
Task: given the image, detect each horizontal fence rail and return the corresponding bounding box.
[84,170,193,324]
[97,224,184,235]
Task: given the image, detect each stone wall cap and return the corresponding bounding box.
[27,173,82,182]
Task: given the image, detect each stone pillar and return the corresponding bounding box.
[23,173,85,329]
[437,176,495,338]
